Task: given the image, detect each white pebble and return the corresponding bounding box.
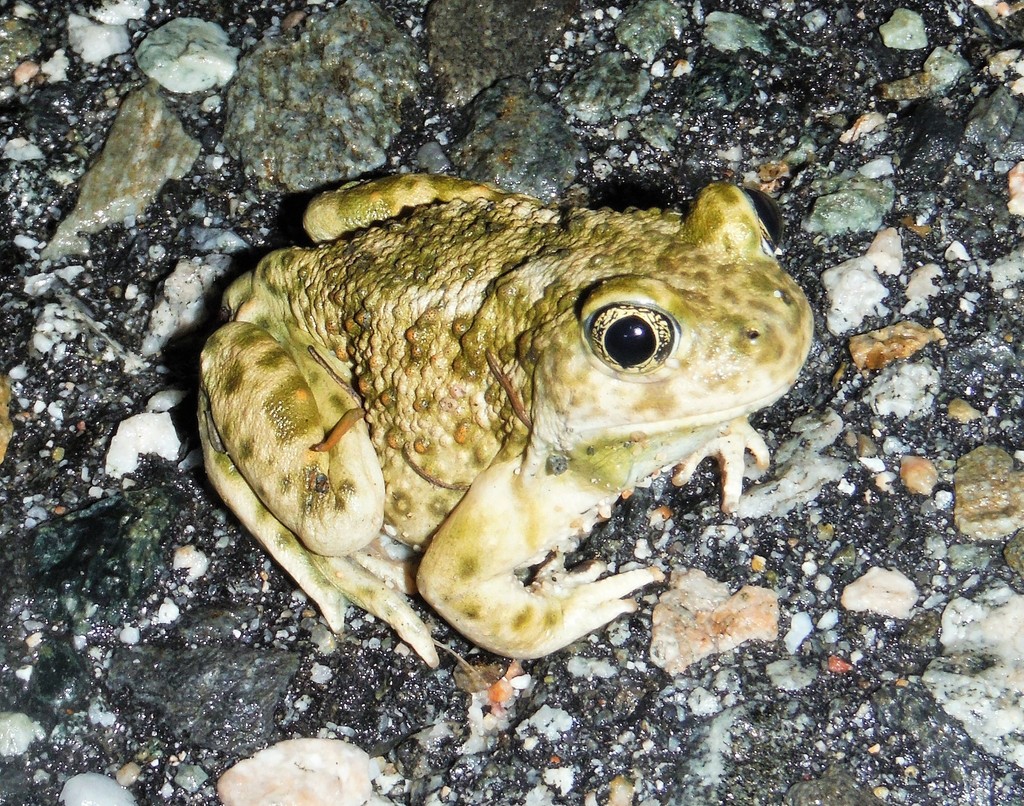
[3,137,44,161]
[1008,162,1024,216]
[841,567,919,618]
[0,712,45,756]
[784,611,813,653]
[173,545,209,580]
[136,18,239,94]
[104,411,181,477]
[60,773,137,806]
[67,13,130,64]
[217,738,375,806]
[821,256,889,334]
[866,226,904,276]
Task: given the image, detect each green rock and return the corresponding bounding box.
[703,11,770,56]
[0,17,41,76]
[804,175,895,236]
[560,51,651,124]
[615,0,686,63]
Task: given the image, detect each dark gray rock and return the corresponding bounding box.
[451,78,584,199]
[964,86,1024,160]
[108,644,300,754]
[785,767,877,805]
[426,0,577,107]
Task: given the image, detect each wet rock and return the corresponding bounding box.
[963,87,1024,161]
[896,101,964,184]
[41,83,200,259]
[822,256,889,335]
[866,360,940,419]
[923,585,1024,768]
[108,644,300,754]
[954,445,1024,541]
[900,455,939,496]
[426,0,576,107]
[28,639,91,710]
[560,51,651,124]
[682,55,754,112]
[0,712,45,757]
[0,17,41,76]
[32,487,183,626]
[223,0,419,192]
[136,18,238,94]
[840,567,918,619]
[804,175,895,236]
[450,78,583,200]
[785,766,876,805]
[615,0,687,63]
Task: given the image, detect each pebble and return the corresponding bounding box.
[136,18,238,93]
[841,567,918,618]
[923,585,1024,769]
[947,398,983,423]
[1008,162,1024,215]
[142,254,234,356]
[880,45,970,100]
[897,101,964,183]
[954,445,1024,541]
[703,10,769,56]
[804,175,895,236]
[878,9,928,50]
[0,17,41,76]
[1004,531,1024,577]
[900,455,939,496]
[104,411,182,477]
[615,0,686,63]
[963,86,1024,160]
[450,78,583,200]
[59,773,136,806]
[560,51,651,124]
[865,227,903,276]
[91,0,149,25]
[649,568,778,674]
[848,321,946,371]
[218,737,379,805]
[42,82,200,259]
[821,256,889,335]
[224,0,419,191]
[0,376,11,464]
[0,711,45,755]
[901,262,943,314]
[866,360,940,419]
[66,13,130,65]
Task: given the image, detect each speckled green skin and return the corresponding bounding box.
[198,175,813,666]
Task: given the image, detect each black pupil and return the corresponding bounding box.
[605,315,656,367]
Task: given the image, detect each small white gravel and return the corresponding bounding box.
[60,773,137,806]
[66,13,130,64]
[104,411,182,477]
[841,567,919,618]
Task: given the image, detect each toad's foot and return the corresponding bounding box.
[670,417,771,512]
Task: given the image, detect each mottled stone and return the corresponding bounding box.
[560,50,651,124]
[880,46,969,100]
[923,585,1024,768]
[954,445,1024,541]
[964,87,1024,161]
[0,17,41,76]
[108,644,299,753]
[136,17,238,93]
[223,0,419,191]
[450,78,583,200]
[848,321,945,371]
[427,0,577,107]
[703,11,769,56]
[42,82,200,259]
[878,9,927,50]
[650,569,778,674]
[1005,531,1024,577]
[615,0,686,63]
[804,175,895,236]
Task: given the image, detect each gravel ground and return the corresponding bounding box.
[3,0,1024,803]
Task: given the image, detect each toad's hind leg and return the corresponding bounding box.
[199,321,438,666]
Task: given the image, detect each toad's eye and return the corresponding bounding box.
[743,187,784,254]
[587,304,676,372]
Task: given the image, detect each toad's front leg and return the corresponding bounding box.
[199,321,439,666]
[417,459,662,659]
